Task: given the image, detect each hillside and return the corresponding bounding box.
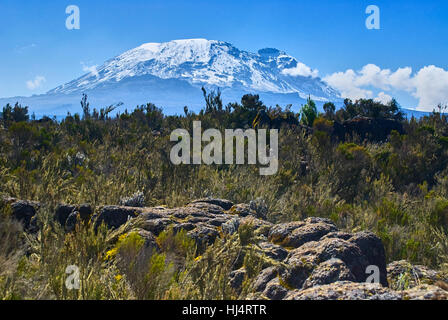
[0,95,448,300]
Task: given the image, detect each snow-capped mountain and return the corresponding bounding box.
[1,39,342,116]
[49,39,338,101]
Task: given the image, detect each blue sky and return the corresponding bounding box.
[1,0,448,111]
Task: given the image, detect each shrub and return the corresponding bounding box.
[300,97,318,127]
[120,191,146,208]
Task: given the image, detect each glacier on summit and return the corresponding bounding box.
[1,39,342,116]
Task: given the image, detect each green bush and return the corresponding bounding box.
[1,95,448,299]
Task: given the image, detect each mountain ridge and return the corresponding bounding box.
[48,38,338,101]
[0,39,428,117]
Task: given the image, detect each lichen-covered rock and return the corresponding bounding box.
[227,202,268,220]
[65,211,79,232]
[322,231,353,241]
[173,222,196,233]
[189,198,234,211]
[186,216,212,224]
[286,237,369,285]
[93,205,143,230]
[187,225,220,251]
[303,217,335,225]
[285,281,401,300]
[268,221,305,245]
[55,203,94,227]
[268,219,337,248]
[263,278,288,300]
[281,258,316,289]
[258,242,288,261]
[401,284,448,300]
[64,205,94,232]
[138,210,167,221]
[229,268,246,294]
[221,218,240,235]
[240,216,273,237]
[186,202,227,215]
[228,203,251,217]
[78,204,94,222]
[165,204,225,220]
[207,217,231,227]
[54,204,76,226]
[0,197,40,232]
[253,267,279,292]
[387,260,447,290]
[348,231,388,287]
[10,199,40,229]
[302,258,356,289]
[141,218,174,236]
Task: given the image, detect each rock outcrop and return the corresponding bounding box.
[2,197,40,232]
[285,282,401,300]
[2,196,447,300]
[387,260,448,291]
[56,203,94,231]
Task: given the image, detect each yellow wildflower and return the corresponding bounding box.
[105,247,118,261]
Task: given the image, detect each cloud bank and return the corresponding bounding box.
[282,62,319,78]
[323,64,448,111]
[81,63,99,78]
[26,76,46,90]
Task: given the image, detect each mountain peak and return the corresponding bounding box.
[136,38,219,50]
[48,39,340,103]
[258,48,284,57]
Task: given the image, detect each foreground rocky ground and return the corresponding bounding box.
[4,196,448,300]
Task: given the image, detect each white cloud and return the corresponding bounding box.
[411,66,448,110]
[375,92,392,104]
[81,62,99,77]
[26,76,46,90]
[388,67,413,91]
[15,43,37,54]
[282,62,319,78]
[323,64,448,111]
[323,69,373,100]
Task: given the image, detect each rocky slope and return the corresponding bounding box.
[4,196,448,300]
